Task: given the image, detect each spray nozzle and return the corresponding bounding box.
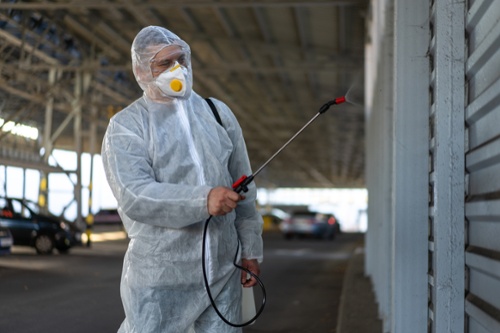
[334,96,346,104]
[319,96,346,114]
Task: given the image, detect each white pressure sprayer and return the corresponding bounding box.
[202,95,347,327]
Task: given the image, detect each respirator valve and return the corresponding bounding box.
[170,79,183,92]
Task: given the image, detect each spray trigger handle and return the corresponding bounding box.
[232,175,255,193]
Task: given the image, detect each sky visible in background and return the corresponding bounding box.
[1,149,117,221]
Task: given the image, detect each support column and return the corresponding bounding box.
[85,95,98,247]
[22,168,26,200]
[365,1,395,331]
[74,71,92,228]
[39,67,56,212]
[73,71,83,226]
[3,166,7,195]
[391,0,430,332]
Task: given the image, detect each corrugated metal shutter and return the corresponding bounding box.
[465,0,500,332]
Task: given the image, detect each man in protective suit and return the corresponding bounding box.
[101,26,264,333]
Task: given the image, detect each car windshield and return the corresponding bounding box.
[10,200,32,219]
[23,200,40,214]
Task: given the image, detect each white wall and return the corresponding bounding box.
[365,0,429,331]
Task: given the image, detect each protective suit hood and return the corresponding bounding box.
[131,26,193,104]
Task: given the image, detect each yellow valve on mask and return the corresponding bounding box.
[170,79,183,92]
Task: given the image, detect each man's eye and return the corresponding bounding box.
[158,60,172,68]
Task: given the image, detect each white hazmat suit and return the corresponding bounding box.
[101,26,264,333]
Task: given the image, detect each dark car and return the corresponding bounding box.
[0,225,13,255]
[93,208,122,225]
[0,197,80,254]
[279,211,340,240]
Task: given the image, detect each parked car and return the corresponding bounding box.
[0,197,81,254]
[259,207,290,230]
[93,208,122,225]
[279,211,340,240]
[0,225,13,255]
[21,199,83,247]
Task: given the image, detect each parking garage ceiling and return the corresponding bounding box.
[0,0,367,188]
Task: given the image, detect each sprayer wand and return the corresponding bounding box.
[232,96,346,194]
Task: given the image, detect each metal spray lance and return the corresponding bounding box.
[232,96,346,193]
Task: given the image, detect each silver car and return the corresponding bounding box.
[280,211,340,240]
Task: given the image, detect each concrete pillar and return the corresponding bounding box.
[391,0,430,331]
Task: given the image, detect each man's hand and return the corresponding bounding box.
[207,186,245,216]
[241,259,260,288]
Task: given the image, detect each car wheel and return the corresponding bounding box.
[34,235,54,254]
[284,233,293,240]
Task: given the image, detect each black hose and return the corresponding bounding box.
[201,215,266,327]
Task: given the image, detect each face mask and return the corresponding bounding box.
[155,62,190,98]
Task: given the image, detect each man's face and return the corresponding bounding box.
[150,45,188,78]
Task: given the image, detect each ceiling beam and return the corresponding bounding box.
[0,77,110,129]
[0,156,65,174]
[0,29,58,65]
[294,6,320,99]
[62,15,122,60]
[93,21,131,54]
[253,6,300,115]
[1,18,363,68]
[0,1,367,10]
[0,27,132,104]
[118,0,163,27]
[212,7,277,106]
[15,61,358,73]
[180,7,225,63]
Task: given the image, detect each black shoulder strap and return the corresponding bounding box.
[205,98,223,127]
